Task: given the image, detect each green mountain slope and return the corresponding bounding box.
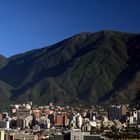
[0,30,139,105]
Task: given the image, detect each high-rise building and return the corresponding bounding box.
[17,109,30,120]
[32,109,41,120]
[55,114,63,126]
[108,105,121,120]
[55,113,68,127]
[0,130,5,140]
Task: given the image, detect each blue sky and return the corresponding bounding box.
[0,0,140,57]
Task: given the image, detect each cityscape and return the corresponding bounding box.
[0,0,140,140]
[0,102,140,139]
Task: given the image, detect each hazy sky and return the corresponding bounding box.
[0,0,140,57]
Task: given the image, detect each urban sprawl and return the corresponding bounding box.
[0,102,140,140]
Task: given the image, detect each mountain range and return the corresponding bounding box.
[0,30,140,107]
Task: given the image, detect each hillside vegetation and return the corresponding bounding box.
[0,30,139,106]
